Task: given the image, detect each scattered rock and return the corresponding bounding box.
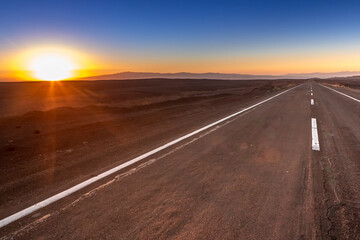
[65,148,74,153]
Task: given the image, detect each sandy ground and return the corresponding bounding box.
[0,79,359,239]
[0,79,298,217]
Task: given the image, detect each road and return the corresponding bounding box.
[311,83,360,239]
[1,81,359,239]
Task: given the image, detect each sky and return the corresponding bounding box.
[1,0,360,80]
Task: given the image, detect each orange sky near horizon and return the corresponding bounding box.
[1,42,360,81]
[2,1,360,81]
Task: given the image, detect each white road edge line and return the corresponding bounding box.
[0,84,301,228]
[311,118,320,151]
[311,99,314,105]
[321,84,360,103]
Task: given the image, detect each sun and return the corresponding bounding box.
[29,53,76,81]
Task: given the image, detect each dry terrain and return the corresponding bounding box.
[0,79,299,218]
[1,78,359,239]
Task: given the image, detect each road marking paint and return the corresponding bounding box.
[311,99,314,105]
[0,84,301,228]
[8,115,252,239]
[311,118,320,151]
[311,92,313,96]
[321,84,360,103]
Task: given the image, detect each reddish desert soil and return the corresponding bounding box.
[1,79,359,239]
[317,77,360,89]
[0,79,301,219]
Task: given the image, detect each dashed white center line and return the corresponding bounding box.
[311,99,314,105]
[311,118,320,151]
[311,92,313,96]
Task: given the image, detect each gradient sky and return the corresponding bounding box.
[1,0,360,79]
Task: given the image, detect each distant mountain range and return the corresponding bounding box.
[1,71,360,82]
[79,71,360,80]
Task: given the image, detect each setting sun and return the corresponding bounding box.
[5,45,97,81]
[29,53,76,81]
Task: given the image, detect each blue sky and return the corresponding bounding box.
[1,0,360,75]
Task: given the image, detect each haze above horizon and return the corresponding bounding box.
[1,0,360,81]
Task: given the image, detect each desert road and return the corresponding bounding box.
[0,81,359,239]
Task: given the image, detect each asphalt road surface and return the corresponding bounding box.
[1,81,359,239]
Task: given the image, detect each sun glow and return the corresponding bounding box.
[6,45,99,81]
[29,53,76,81]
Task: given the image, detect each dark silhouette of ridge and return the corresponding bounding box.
[78,71,360,80]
